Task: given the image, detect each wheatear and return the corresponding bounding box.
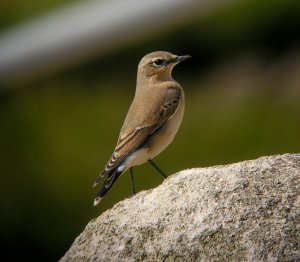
[93,51,190,206]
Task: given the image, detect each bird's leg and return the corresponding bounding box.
[130,167,136,195]
[148,159,167,179]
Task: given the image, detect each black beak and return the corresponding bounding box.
[176,55,191,62]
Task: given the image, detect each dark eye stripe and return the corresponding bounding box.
[153,59,164,66]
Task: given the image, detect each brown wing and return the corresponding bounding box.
[94,86,182,185]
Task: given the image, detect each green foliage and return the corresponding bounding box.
[0,0,79,29]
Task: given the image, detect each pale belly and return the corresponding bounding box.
[122,97,185,171]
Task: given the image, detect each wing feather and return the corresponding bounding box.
[94,86,182,184]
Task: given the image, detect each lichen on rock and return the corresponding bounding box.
[61,154,300,262]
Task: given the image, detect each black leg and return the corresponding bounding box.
[148,159,167,179]
[130,167,136,195]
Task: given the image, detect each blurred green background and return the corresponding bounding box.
[1,0,300,261]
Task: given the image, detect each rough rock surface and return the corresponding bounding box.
[61,154,300,261]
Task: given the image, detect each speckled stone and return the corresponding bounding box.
[61,154,300,262]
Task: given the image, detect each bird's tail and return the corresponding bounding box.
[93,167,122,206]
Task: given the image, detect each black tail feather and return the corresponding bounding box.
[94,168,122,205]
[93,169,109,187]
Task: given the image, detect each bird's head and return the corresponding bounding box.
[137,51,191,81]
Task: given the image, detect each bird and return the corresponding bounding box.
[93,51,190,206]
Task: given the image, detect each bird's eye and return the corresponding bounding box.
[153,59,164,66]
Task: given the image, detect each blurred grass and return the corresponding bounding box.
[0,0,79,29]
[1,0,300,261]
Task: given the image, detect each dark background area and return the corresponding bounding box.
[0,0,300,260]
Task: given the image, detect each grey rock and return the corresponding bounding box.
[61,154,300,261]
